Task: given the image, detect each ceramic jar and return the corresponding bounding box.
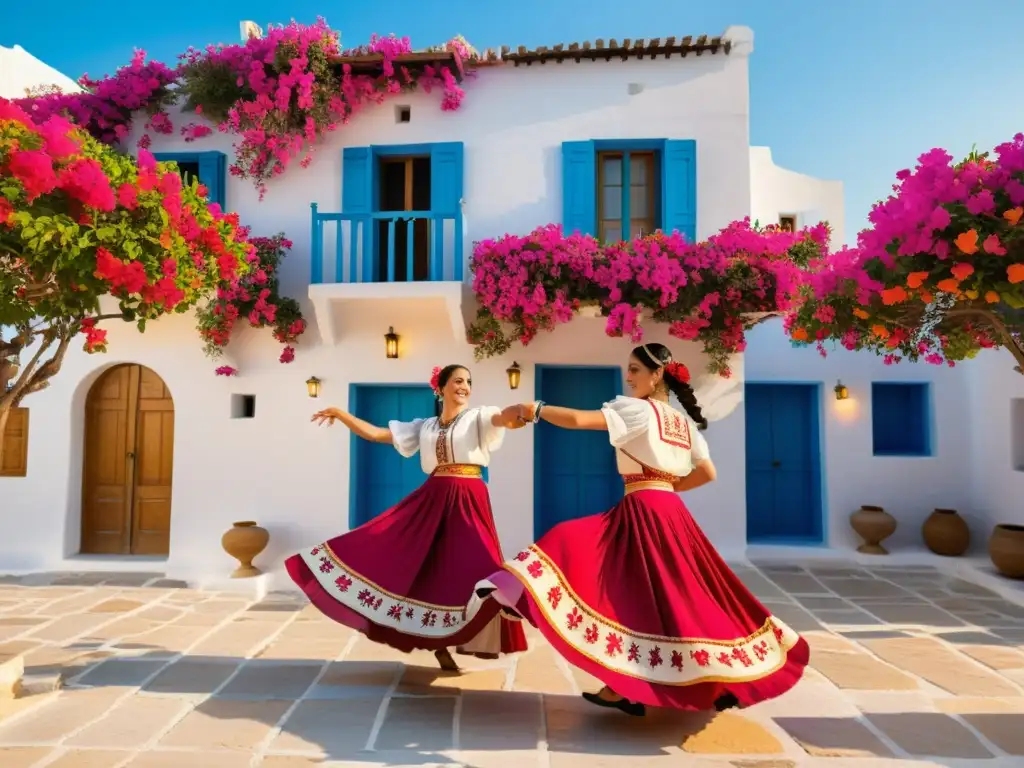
[221,521,270,578]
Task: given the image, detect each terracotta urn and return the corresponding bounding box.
[850,505,897,555]
[922,508,970,556]
[989,524,1024,579]
[221,521,270,578]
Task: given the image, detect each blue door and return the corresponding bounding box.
[349,384,436,528]
[745,384,823,543]
[534,366,622,539]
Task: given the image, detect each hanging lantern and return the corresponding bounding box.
[834,380,849,401]
[305,376,322,398]
[506,361,522,390]
[385,327,399,359]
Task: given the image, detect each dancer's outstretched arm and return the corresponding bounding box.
[311,407,392,443]
[494,405,527,429]
[516,402,607,431]
[672,459,717,492]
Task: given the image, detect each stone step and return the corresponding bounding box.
[0,654,24,700]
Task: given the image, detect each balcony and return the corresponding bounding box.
[306,204,470,345]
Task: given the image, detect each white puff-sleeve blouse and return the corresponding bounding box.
[600,395,709,478]
[388,406,506,474]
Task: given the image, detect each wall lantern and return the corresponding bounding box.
[306,376,322,398]
[506,361,522,390]
[385,327,399,359]
[834,380,849,401]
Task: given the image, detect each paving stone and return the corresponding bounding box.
[76,659,166,687]
[810,649,918,690]
[824,579,915,599]
[122,751,253,767]
[399,663,507,694]
[218,662,323,699]
[121,624,210,654]
[45,750,132,767]
[308,660,399,697]
[957,642,1024,669]
[762,573,829,595]
[143,659,240,695]
[89,599,145,613]
[961,712,1024,754]
[159,698,291,750]
[0,747,51,767]
[269,697,382,754]
[148,579,188,589]
[188,621,280,656]
[0,686,128,743]
[27,613,110,642]
[680,712,784,754]
[513,646,574,694]
[66,694,188,748]
[859,603,964,627]
[375,696,455,751]
[794,596,852,611]
[773,716,894,757]
[847,690,936,713]
[864,636,1019,696]
[811,610,883,626]
[459,691,541,750]
[865,712,993,758]
[935,696,1024,714]
[730,761,796,768]
[947,579,1001,597]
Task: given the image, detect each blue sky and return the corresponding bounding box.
[2,0,1020,244]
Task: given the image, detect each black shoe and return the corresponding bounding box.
[582,691,647,717]
[714,692,740,712]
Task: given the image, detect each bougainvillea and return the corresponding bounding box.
[785,134,1024,372]
[15,20,477,196]
[467,220,830,376]
[196,232,306,368]
[0,97,254,467]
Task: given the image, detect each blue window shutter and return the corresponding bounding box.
[197,151,226,209]
[342,147,373,213]
[429,142,464,213]
[561,141,596,236]
[430,142,465,281]
[661,139,697,242]
[871,383,931,456]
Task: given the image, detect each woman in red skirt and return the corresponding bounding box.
[471,343,808,715]
[286,364,528,671]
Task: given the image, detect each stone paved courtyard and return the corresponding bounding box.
[2,562,1024,767]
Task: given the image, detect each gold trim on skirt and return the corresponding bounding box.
[624,480,675,495]
[432,464,484,478]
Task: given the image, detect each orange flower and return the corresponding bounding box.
[880,286,908,305]
[906,271,929,289]
[985,290,1001,304]
[159,230,172,249]
[791,327,809,341]
[936,278,961,293]
[954,229,979,255]
[1004,207,1023,226]
[965,289,979,300]
[872,324,890,339]
[950,263,974,281]
[919,290,934,304]
[852,308,870,319]
[1008,264,1024,284]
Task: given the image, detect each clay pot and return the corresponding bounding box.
[989,524,1024,579]
[850,505,897,555]
[922,508,970,556]
[221,521,270,578]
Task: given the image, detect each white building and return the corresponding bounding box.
[4,26,1019,589]
[0,44,83,98]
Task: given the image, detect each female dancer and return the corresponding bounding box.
[286,364,528,671]
[473,343,808,715]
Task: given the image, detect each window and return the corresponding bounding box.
[871,383,932,457]
[561,139,696,244]
[1,407,29,477]
[231,394,256,419]
[779,214,797,232]
[152,151,228,209]
[597,151,658,242]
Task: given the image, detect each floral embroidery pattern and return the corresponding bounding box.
[649,399,691,449]
[300,543,481,639]
[505,545,802,686]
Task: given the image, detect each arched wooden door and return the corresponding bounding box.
[81,364,174,555]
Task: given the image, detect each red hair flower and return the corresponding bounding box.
[665,362,690,384]
[429,366,442,394]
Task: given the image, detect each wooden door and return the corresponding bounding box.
[533,366,622,539]
[81,365,174,555]
[744,383,823,544]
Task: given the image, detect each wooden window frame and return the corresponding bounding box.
[779,214,798,232]
[597,150,658,243]
[0,406,29,477]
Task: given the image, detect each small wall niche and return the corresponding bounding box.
[231,394,256,419]
[779,214,797,232]
[395,105,411,123]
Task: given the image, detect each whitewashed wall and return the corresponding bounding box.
[744,318,973,551]
[750,146,846,246]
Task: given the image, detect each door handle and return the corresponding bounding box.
[127,451,135,459]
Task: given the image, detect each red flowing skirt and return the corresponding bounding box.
[479,488,808,710]
[286,473,527,655]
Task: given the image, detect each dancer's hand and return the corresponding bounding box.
[498,404,526,429]
[312,407,345,426]
[518,402,538,423]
